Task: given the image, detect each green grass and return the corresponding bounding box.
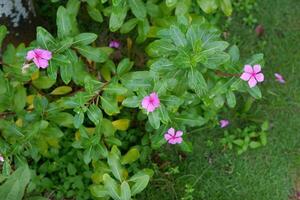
[142,0,300,199]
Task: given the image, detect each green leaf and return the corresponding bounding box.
[169,25,187,47]
[228,45,240,63]
[197,0,218,14]
[188,70,207,96]
[90,184,108,198]
[174,112,207,127]
[60,64,73,84]
[249,141,261,149]
[36,27,56,50]
[166,0,177,7]
[57,6,73,38]
[74,112,84,129]
[179,141,193,153]
[0,165,31,200]
[87,5,103,23]
[101,95,120,116]
[108,151,123,182]
[129,172,150,195]
[50,86,72,95]
[0,25,8,48]
[122,96,140,108]
[121,148,140,165]
[73,33,98,46]
[148,111,160,129]
[220,0,232,16]
[83,146,93,164]
[87,104,103,125]
[14,86,26,112]
[75,46,109,62]
[226,91,236,108]
[117,58,133,76]
[128,0,147,19]
[47,112,74,128]
[247,86,262,99]
[120,181,131,200]
[103,174,121,200]
[120,18,138,34]
[150,58,174,73]
[103,83,128,95]
[146,39,176,57]
[32,76,56,89]
[55,37,74,53]
[110,4,128,32]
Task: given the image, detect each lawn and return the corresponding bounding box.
[142,0,300,199]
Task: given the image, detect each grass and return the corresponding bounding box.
[142,0,300,199]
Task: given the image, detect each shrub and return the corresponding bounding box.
[0,0,265,199]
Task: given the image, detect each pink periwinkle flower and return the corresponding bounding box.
[240,64,264,88]
[109,40,120,48]
[0,155,4,162]
[26,48,52,69]
[274,73,285,84]
[141,92,160,113]
[164,128,183,144]
[220,119,229,128]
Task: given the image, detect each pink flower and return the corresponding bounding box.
[141,92,160,113]
[220,119,229,128]
[274,73,285,83]
[240,64,264,88]
[0,155,4,162]
[26,48,52,69]
[164,128,183,144]
[109,40,120,48]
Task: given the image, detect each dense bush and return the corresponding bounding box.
[0,0,266,199]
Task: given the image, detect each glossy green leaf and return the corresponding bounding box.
[128,0,147,19]
[0,25,7,48]
[120,181,131,200]
[87,104,103,125]
[87,5,103,23]
[103,174,121,200]
[226,91,236,108]
[122,96,140,108]
[188,70,207,96]
[75,46,109,62]
[50,86,72,95]
[129,171,150,195]
[57,6,73,38]
[73,33,98,46]
[121,148,140,165]
[32,76,56,89]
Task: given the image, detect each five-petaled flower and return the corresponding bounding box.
[220,119,229,128]
[26,48,52,69]
[274,73,285,84]
[109,40,120,49]
[164,128,183,144]
[240,64,264,88]
[141,92,160,113]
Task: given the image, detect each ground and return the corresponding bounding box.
[142,0,300,199]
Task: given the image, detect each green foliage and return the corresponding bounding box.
[0,0,265,199]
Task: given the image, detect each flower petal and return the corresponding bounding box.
[240,72,251,81]
[146,104,156,112]
[164,133,173,141]
[173,137,183,144]
[255,73,264,82]
[244,65,253,73]
[141,96,150,109]
[248,77,257,88]
[175,130,183,137]
[253,64,261,73]
[168,128,175,136]
[26,50,35,61]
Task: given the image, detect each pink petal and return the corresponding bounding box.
[175,130,183,137]
[34,58,49,68]
[109,40,120,48]
[0,156,4,162]
[275,73,285,83]
[167,128,175,136]
[141,96,150,109]
[220,120,229,128]
[26,50,36,61]
[164,133,173,141]
[172,137,183,144]
[255,73,264,82]
[244,65,253,73]
[150,92,160,107]
[248,77,257,88]
[240,72,251,81]
[146,104,155,112]
[37,49,52,60]
[253,64,261,73]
